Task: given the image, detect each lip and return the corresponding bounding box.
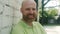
[28,15,34,18]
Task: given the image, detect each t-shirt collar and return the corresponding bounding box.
[20,19,34,29]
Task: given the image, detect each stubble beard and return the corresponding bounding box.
[23,14,36,22]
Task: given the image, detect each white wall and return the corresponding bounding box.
[0,0,23,34]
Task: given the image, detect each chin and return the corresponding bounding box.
[30,18,35,21]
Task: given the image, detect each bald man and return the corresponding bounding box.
[11,0,46,34]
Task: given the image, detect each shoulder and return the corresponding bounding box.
[33,21,47,34]
[11,22,24,34]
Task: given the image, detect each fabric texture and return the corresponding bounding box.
[11,20,46,34]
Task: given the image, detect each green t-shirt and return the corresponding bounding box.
[11,20,46,34]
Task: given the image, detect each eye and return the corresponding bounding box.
[25,8,30,11]
[32,8,36,11]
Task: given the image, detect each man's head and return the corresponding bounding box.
[21,0,37,21]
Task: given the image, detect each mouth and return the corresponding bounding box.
[28,15,34,19]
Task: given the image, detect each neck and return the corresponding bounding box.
[22,18,33,26]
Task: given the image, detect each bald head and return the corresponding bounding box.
[21,0,36,8]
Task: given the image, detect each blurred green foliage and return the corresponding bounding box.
[39,8,58,18]
[39,8,58,25]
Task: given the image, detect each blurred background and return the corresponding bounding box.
[0,0,60,34]
[38,0,60,34]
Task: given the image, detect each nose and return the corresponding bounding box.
[29,9,33,14]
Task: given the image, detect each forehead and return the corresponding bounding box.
[24,3,36,8]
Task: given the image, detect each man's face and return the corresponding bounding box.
[21,1,37,21]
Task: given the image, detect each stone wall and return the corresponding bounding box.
[0,0,23,34]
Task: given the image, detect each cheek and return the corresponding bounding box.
[23,11,28,16]
[34,12,38,15]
